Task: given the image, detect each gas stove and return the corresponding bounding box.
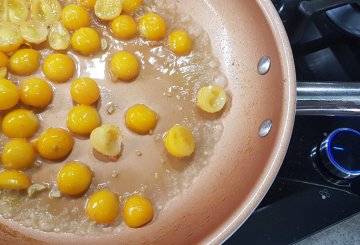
[226,1,360,244]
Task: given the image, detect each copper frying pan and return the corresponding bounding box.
[0,0,296,244]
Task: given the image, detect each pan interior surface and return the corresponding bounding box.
[0,0,295,244]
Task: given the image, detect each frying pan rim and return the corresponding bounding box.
[207,0,297,243]
[0,1,296,244]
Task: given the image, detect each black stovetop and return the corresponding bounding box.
[226,1,360,244]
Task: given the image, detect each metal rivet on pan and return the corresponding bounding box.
[259,120,272,137]
[257,56,271,75]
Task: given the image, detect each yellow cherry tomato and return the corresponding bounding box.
[61,4,90,30]
[42,54,75,83]
[1,139,35,170]
[168,30,193,56]
[30,0,62,26]
[86,189,119,224]
[78,0,96,9]
[0,170,30,190]
[139,13,167,41]
[0,78,19,110]
[2,109,39,138]
[66,105,101,135]
[196,85,227,113]
[0,22,23,53]
[70,78,100,105]
[110,51,140,81]
[164,125,195,158]
[57,162,92,196]
[121,0,142,14]
[48,21,71,51]
[7,0,29,25]
[0,68,7,78]
[20,78,53,108]
[111,15,137,40]
[19,20,48,45]
[0,52,8,78]
[125,104,157,135]
[9,49,41,76]
[71,27,101,56]
[90,124,122,157]
[94,0,122,21]
[0,52,9,67]
[123,195,154,228]
[36,128,74,160]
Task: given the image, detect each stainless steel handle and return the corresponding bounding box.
[296,82,360,116]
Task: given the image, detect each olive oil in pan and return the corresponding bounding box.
[0,0,229,234]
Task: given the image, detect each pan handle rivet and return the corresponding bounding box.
[257,56,271,75]
[259,119,272,137]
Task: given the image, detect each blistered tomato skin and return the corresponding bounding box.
[9,49,41,76]
[111,15,137,40]
[196,85,227,113]
[71,27,101,56]
[122,0,142,14]
[125,104,157,135]
[67,105,101,135]
[0,170,31,190]
[61,4,90,30]
[164,125,195,158]
[42,54,75,83]
[139,13,167,41]
[36,128,74,161]
[20,78,53,108]
[110,51,140,81]
[86,189,119,224]
[2,109,39,138]
[123,195,154,228]
[1,139,36,170]
[57,162,92,196]
[168,30,193,56]
[70,78,100,105]
[0,78,19,111]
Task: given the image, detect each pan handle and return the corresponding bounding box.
[296,82,360,116]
